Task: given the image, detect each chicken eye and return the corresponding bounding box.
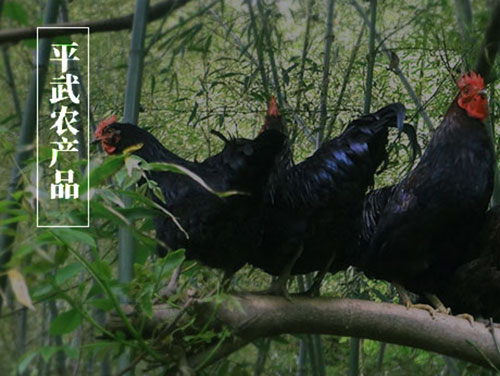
[463,87,469,95]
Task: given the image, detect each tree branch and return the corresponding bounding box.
[0,0,191,45]
[114,294,500,372]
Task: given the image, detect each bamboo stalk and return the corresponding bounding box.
[363,0,377,114]
[118,1,150,374]
[297,335,308,376]
[37,303,47,376]
[16,308,27,376]
[256,0,283,106]
[297,275,319,376]
[442,355,461,376]
[304,274,325,376]
[292,0,315,143]
[307,335,319,376]
[295,0,315,111]
[0,4,29,372]
[488,82,500,207]
[246,0,269,96]
[349,3,378,374]
[1,47,22,120]
[453,0,476,73]
[348,337,360,376]
[0,0,60,314]
[317,0,335,147]
[253,338,271,376]
[474,0,500,85]
[375,342,386,374]
[48,300,67,376]
[312,334,326,376]
[453,0,473,57]
[473,0,500,206]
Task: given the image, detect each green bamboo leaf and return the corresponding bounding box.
[188,101,199,125]
[62,347,79,360]
[31,282,53,300]
[114,189,188,238]
[18,350,38,374]
[49,309,82,335]
[150,74,156,95]
[98,189,125,208]
[0,114,17,125]
[50,229,96,248]
[0,214,29,226]
[0,200,19,211]
[158,249,185,277]
[89,298,114,311]
[52,35,73,44]
[91,260,112,282]
[55,263,84,286]
[143,162,247,198]
[23,39,36,48]
[80,154,126,194]
[90,201,129,224]
[39,346,60,363]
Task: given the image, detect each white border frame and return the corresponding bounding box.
[36,26,90,228]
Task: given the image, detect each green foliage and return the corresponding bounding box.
[3,1,28,25]
[49,309,83,335]
[0,0,499,375]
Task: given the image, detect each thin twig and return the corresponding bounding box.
[208,6,315,144]
[116,352,147,376]
[489,318,500,361]
[325,25,365,139]
[351,0,435,132]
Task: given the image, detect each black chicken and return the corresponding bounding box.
[359,189,500,322]
[366,71,495,312]
[360,185,397,250]
[332,185,398,273]
[251,102,413,296]
[431,206,500,322]
[93,104,287,279]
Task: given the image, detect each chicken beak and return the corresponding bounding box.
[478,89,487,97]
[91,137,101,145]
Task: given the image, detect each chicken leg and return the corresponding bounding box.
[264,244,304,298]
[394,283,437,318]
[305,252,337,296]
[424,293,451,315]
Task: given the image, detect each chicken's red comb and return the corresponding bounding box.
[458,71,484,90]
[267,96,279,117]
[94,115,118,139]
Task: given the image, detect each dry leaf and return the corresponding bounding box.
[7,269,35,311]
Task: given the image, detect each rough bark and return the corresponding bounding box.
[110,295,500,372]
